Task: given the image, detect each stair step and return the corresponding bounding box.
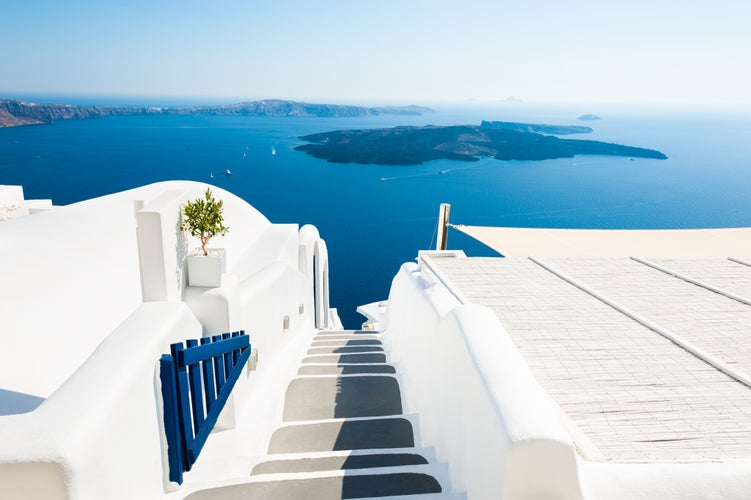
[312,339,383,347]
[308,346,385,355]
[316,334,382,341]
[283,376,402,421]
[357,493,466,500]
[186,472,441,500]
[269,418,415,454]
[298,364,396,376]
[251,446,438,464]
[251,452,429,475]
[303,353,387,364]
[318,330,380,336]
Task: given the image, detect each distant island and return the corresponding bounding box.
[578,114,601,121]
[481,120,592,135]
[295,122,667,165]
[0,99,435,128]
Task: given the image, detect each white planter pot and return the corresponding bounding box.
[187,249,226,287]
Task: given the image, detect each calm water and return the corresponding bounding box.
[2,102,750,327]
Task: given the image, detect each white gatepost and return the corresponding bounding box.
[135,190,189,302]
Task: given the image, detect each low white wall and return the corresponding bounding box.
[167,235,322,489]
[0,302,203,500]
[580,460,751,499]
[136,189,190,302]
[134,183,273,304]
[0,188,146,401]
[0,180,273,404]
[230,224,300,282]
[383,262,583,500]
[0,180,335,498]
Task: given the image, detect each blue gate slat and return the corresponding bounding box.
[231,331,241,364]
[186,339,206,434]
[213,335,227,392]
[159,355,184,485]
[160,331,250,485]
[199,337,217,411]
[222,333,232,380]
[170,342,194,471]
[181,335,249,364]
[188,345,251,464]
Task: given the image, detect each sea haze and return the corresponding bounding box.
[2,102,750,328]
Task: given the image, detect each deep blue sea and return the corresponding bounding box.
[2,99,750,327]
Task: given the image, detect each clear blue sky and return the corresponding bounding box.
[1,0,749,105]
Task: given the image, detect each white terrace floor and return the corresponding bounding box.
[428,255,751,463]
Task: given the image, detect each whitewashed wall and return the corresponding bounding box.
[383,258,751,500]
[0,181,333,499]
[383,261,583,500]
[0,303,202,500]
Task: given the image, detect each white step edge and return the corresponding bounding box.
[275,412,421,429]
[249,462,446,483]
[357,493,467,500]
[303,351,389,358]
[315,333,383,338]
[252,446,438,465]
[185,463,453,498]
[297,362,394,369]
[291,373,399,380]
[303,351,388,365]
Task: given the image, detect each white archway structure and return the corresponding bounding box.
[299,225,331,330]
[313,238,330,329]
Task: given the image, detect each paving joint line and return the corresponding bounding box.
[529,256,751,391]
[631,256,751,307]
[728,257,751,268]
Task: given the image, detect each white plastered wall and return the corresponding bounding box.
[0,180,335,498]
[0,302,203,500]
[383,262,583,500]
[383,259,751,499]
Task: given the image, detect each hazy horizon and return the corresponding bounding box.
[4,92,751,114]
[1,0,749,106]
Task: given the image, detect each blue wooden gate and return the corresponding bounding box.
[159,330,250,484]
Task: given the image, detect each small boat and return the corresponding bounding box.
[628,158,635,161]
[210,172,214,178]
[439,170,448,174]
[379,177,386,181]
[243,153,246,158]
[226,169,232,175]
[271,147,277,156]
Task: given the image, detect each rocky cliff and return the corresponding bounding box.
[0,99,435,128]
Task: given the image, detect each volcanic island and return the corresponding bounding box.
[295,120,667,165]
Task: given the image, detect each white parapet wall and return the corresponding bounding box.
[383,255,751,499]
[382,260,584,500]
[0,184,53,221]
[0,302,203,500]
[0,181,335,498]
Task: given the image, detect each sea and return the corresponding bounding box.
[2,96,750,328]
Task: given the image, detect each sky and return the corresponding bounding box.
[1,0,750,105]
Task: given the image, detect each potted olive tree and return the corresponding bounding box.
[181,188,230,287]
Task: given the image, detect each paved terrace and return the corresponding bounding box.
[428,255,751,463]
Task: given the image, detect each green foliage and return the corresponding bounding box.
[181,188,229,256]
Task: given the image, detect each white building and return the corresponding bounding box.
[0,181,335,499]
[3,182,751,499]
